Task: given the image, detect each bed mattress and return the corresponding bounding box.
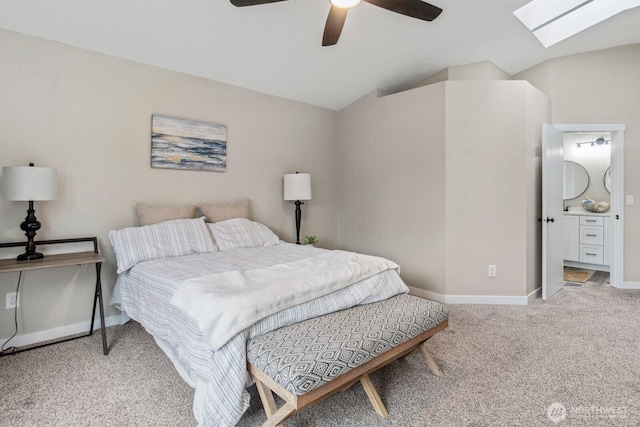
[113,242,409,426]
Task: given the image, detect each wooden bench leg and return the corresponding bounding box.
[255,377,291,427]
[419,342,444,377]
[359,374,389,419]
[263,402,296,427]
[255,378,279,420]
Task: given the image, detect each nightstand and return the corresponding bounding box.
[0,237,108,356]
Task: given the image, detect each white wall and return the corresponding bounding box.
[0,29,338,339]
[515,44,640,282]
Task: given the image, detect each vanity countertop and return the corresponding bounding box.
[564,207,610,217]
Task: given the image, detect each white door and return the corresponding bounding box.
[608,130,624,287]
[542,124,565,299]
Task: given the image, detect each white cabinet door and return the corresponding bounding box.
[563,215,580,262]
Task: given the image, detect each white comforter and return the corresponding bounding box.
[171,250,400,350]
[113,243,408,426]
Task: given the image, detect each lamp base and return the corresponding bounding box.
[17,251,44,261]
[294,200,303,244]
[17,201,44,262]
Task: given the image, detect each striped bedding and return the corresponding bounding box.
[114,242,409,426]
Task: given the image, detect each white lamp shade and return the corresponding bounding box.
[1,165,58,201]
[284,173,312,201]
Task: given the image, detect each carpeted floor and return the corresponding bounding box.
[1,284,638,426]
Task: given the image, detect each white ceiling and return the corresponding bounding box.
[2,0,640,111]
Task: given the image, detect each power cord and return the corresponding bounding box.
[1,271,22,356]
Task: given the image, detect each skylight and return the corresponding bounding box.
[514,0,640,47]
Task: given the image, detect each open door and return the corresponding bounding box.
[542,124,565,299]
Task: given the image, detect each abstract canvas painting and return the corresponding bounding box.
[151,115,227,172]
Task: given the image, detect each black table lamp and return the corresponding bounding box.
[1,163,58,261]
[284,172,312,244]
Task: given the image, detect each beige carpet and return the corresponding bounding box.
[1,285,639,426]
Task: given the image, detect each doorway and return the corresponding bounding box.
[542,124,625,300]
[562,131,611,287]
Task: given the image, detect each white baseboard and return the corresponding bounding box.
[409,286,540,306]
[4,279,632,348]
[615,281,640,289]
[527,287,542,303]
[1,314,122,349]
[410,280,640,303]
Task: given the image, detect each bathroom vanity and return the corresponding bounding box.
[564,208,611,271]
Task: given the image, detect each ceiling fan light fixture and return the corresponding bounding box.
[230,0,442,47]
[330,0,361,9]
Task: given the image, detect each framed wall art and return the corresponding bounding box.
[151,115,227,172]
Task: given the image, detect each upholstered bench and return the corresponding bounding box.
[247,293,449,427]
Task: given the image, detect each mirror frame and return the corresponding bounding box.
[563,160,590,200]
[604,167,611,193]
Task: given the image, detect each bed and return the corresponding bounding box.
[109,213,448,426]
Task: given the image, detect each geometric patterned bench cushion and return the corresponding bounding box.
[247,294,449,396]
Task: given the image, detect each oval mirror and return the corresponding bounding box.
[563,161,589,200]
[604,167,611,193]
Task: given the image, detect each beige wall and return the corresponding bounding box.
[336,78,549,299]
[515,44,640,282]
[445,81,548,297]
[411,61,513,89]
[336,86,448,294]
[0,29,338,338]
[2,28,635,343]
[447,61,513,82]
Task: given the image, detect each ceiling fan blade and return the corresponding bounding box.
[323,6,348,46]
[363,0,442,21]
[230,0,287,6]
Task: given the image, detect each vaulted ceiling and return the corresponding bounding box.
[2,0,640,110]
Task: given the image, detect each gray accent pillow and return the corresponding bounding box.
[136,203,197,226]
[199,199,250,223]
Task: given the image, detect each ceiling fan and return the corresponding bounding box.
[230,0,443,46]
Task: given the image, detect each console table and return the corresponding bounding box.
[0,237,108,356]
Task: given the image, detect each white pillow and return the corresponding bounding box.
[208,218,279,251]
[109,217,217,273]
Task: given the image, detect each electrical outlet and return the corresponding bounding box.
[5,292,18,309]
[488,265,497,277]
